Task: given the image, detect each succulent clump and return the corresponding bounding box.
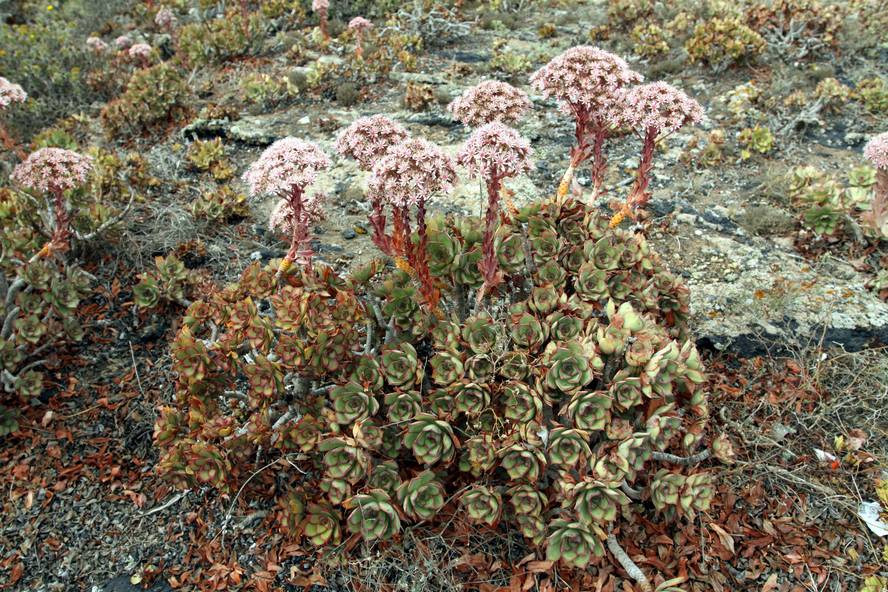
[447,80,532,127]
[156,193,711,572]
[86,36,109,53]
[335,114,408,171]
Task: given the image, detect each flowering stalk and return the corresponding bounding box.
[11,148,93,259]
[457,123,533,304]
[313,0,330,40]
[531,46,642,201]
[348,17,373,61]
[608,82,704,226]
[368,196,393,256]
[368,138,457,309]
[242,138,330,279]
[0,77,27,160]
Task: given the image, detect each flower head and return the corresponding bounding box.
[457,122,533,181]
[336,115,409,171]
[530,46,642,120]
[155,7,177,30]
[369,138,457,208]
[243,138,331,198]
[11,148,93,194]
[86,36,109,53]
[128,43,153,60]
[348,16,373,32]
[312,0,329,12]
[0,77,27,110]
[269,194,326,235]
[448,80,532,127]
[115,35,133,50]
[613,82,704,136]
[864,132,888,171]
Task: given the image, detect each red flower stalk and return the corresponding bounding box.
[313,0,330,40]
[609,82,704,224]
[457,123,533,302]
[531,46,642,199]
[243,138,330,275]
[348,17,372,60]
[369,138,457,308]
[11,148,93,257]
[0,77,27,160]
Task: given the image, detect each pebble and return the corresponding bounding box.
[341,228,357,240]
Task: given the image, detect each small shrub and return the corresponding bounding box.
[606,0,655,29]
[685,17,765,69]
[241,72,299,108]
[745,0,843,58]
[856,77,888,114]
[490,45,533,79]
[177,9,265,66]
[403,81,435,112]
[788,165,875,236]
[813,77,851,112]
[133,254,191,310]
[186,139,234,182]
[737,125,774,160]
[100,62,193,139]
[191,185,249,223]
[630,23,670,58]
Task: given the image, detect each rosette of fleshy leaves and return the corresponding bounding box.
[156,196,717,566]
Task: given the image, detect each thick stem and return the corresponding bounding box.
[651,448,711,465]
[606,534,653,592]
[319,8,329,39]
[610,128,657,228]
[589,127,608,198]
[477,176,503,306]
[369,196,393,256]
[414,198,439,308]
[279,187,311,277]
[355,32,364,60]
[0,122,25,160]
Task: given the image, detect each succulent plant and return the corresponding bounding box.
[397,470,446,520]
[405,413,458,465]
[154,58,717,568]
[545,520,604,569]
[345,490,402,541]
[330,382,379,426]
[460,485,502,526]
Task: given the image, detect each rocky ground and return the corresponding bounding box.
[0,0,887,591]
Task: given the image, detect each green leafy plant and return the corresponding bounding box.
[737,125,774,160]
[133,254,191,309]
[191,186,249,223]
[788,165,876,236]
[685,17,765,69]
[100,62,193,139]
[186,139,234,182]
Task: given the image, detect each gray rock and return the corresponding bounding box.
[652,200,888,356]
[228,115,292,145]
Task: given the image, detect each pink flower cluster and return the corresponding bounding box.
[336,115,409,171]
[613,82,704,136]
[457,122,533,181]
[0,77,27,110]
[312,0,329,11]
[447,80,532,127]
[11,148,93,194]
[86,36,109,53]
[369,139,457,208]
[243,138,331,198]
[115,35,133,50]
[269,194,326,235]
[864,132,888,171]
[348,16,372,32]
[155,7,177,30]
[530,46,642,119]
[128,43,153,61]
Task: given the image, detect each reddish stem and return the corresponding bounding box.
[414,198,439,308]
[355,32,364,59]
[478,175,503,299]
[369,195,393,256]
[589,126,608,197]
[285,187,312,272]
[319,8,329,40]
[628,128,657,211]
[0,122,26,161]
